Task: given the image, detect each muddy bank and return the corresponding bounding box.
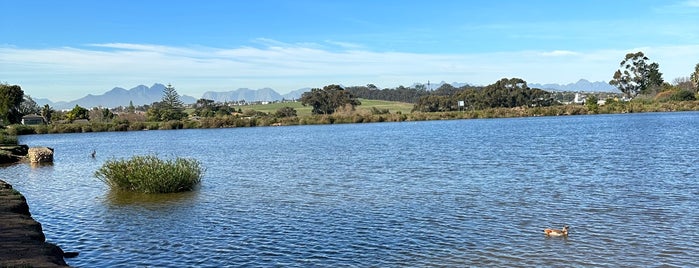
[0,180,69,267]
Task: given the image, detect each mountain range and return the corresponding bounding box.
[35,84,307,110]
[201,88,308,103]
[35,79,617,110]
[529,79,618,92]
[35,84,196,110]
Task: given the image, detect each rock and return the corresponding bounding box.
[28,147,54,163]
[0,180,69,267]
[0,145,29,156]
[0,145,29,164]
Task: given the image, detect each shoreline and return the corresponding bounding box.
[0,179,70,267]
[6,101,699,136]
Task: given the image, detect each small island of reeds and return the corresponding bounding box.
[95,155,203,194]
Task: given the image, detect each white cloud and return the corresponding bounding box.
[684,0,699,7]
[539,50,580,57]
[2,42,698,101]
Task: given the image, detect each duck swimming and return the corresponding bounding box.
[544,225,569,237]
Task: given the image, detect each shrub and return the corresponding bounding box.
[670,90,696,101]
[95,155,204,193]
[0,132,18,145]
[5,124,36,135]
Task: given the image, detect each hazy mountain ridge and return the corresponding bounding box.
[202,88,281,102]
[36,83,197,110]
[34,80,617,109]
[529,79,618,92]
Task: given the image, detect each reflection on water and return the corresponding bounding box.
[30,161,54,169]
[104,189,200,206]
[1,112,698,267]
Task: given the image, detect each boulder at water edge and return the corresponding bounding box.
[28,147,54,163]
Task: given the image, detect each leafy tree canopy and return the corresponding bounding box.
[300,84,361,115]
[19,95,41,116]
[609,51,664,98]
[66,105,89,122]
[0,83,24,124]
[691,63,699,90]
[41,104,54,124]
[275,106,297,118]
[412,78,555,112]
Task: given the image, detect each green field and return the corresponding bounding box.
[240,99,413,116]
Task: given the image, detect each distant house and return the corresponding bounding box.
[21,114,44,125]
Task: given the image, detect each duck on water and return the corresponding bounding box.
[544,226,569,237]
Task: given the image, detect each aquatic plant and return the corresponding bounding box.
[95,155,203,193]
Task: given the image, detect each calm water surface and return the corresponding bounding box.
[2,112,698,267]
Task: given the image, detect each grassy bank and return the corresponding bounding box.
[236,99,413,117]
[7,99,699,135]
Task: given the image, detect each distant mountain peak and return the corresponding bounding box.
[529,79,618,92]
[35,83,195,110]
[201,87,308,102]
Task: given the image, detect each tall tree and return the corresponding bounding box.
[0,83,25,124]
[162,84,184,108]
[148,84,187,121]
[19,95,41,115]
[609,51,664,98]
[41,104,54,124]
[127,101,136,113]
[300,84,361,115]
[691,63,699,91]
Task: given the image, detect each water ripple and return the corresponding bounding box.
[1,112,698,267]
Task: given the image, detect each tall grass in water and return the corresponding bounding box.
[95,155,203,193]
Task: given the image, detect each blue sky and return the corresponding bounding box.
[2,0,699,101]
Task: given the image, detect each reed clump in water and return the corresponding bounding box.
[95,155,203,193]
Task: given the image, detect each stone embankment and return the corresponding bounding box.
[0,180,69,267]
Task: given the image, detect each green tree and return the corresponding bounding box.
[41,104,54,124]
[162,84,184,108]
[585,95,599,113]
[691,63,699,91]
[275,106,297,117]
[0,83,25,124]
[147,84,187,121]
[193,99,215,117]
[65,105,89,122]
[609,51,664,98]
[19,95,41,115]
[89,107,114,122]
[127,100,136,113]
[300,84,361,115]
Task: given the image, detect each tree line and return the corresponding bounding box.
[2,51,698,130]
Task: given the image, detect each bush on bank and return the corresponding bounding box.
[95,155,204,194]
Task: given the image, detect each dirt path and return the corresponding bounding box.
[0,180,69,267]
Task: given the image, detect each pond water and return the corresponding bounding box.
[2,112,698,267]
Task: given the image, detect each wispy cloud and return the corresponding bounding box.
[683,0,699,7]
[655,0,699,13]
[539,50,580,57]
[1,41,698,101]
